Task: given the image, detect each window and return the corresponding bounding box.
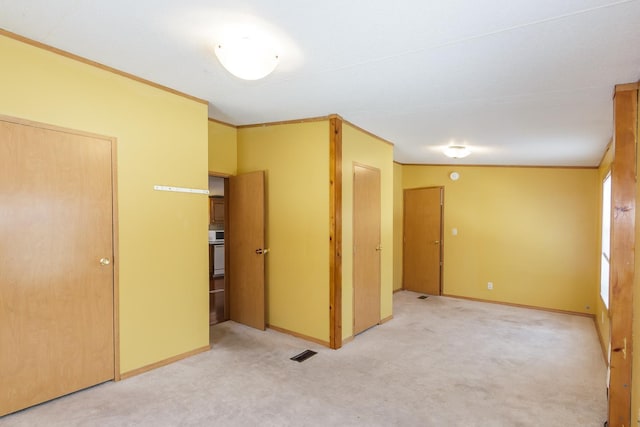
[600,173,612,308]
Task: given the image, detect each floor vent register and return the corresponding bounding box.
[290,349,317,363]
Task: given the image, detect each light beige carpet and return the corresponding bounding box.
[1,291,606,426]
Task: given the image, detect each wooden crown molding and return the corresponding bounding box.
[237,115,331,129]
[207,117,237,128]
[0,28,208,106]
[237,114,396,149]
[397,162,597,170]
[341,119,394,147]
[597,139,614,169]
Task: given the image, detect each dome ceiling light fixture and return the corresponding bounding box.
[214,36,279,81]
[444,144,471,159]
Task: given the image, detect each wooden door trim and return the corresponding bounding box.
[208,171,231,178]
[223,177,230,322]
[352,163,382,335]
[607,85,637,426]
[438,188,444,294]
[110,137,121,381]
[352,162,380,172]
[208,172,231,323]
[329,117,343,349]
[0,114,120,381]
[402,186,444,295]
[0,114,115,142]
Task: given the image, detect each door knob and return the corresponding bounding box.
[375,245,382,252]
[255,248,270,255]
[433,241,440,245]
[99,257,111,265]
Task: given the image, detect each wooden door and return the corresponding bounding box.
[0,117,115,416]
[228,171,266,330]
[403,187,443,295]
[353,164,381,335]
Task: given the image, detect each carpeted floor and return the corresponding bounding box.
[1,291,607,426]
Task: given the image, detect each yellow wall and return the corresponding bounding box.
[342,124,395,339]
[0,34,210,374]
[595,144,613,361]
[208,119,237,175]
[237,121,330,343]
[402,165,599,314]
[393,162,404,291]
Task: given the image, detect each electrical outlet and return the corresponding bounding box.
[487,282,493,290]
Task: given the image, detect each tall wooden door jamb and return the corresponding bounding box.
[607,84,637,427]
[329,115,343,349]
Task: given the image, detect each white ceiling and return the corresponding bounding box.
[1,0,639,166]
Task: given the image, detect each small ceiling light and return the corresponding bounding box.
[444,145,471,159]
[214,37,279,80]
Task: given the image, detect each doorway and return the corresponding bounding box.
[352,164,381,335]
[208,171,267,332]
[403,187,443,295]
[0,116,116,416]
[208,175,228,326]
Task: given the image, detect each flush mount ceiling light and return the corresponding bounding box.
[214,37,279,80]
[444,145,471,159]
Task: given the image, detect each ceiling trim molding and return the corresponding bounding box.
[597,139,614,169]
[237,113,395,148]
[397,162,598,170]
[341,119,394,147]
[237,115,331,129]
[0,28,208,105]
[208,117,237,128]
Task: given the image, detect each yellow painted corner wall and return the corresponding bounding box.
[342,124,394,340]
[403,165,599,314]
[595,144,613,361]
[0,34,210,374]
[237,121,330,342]
[208,120,237,175]
[393,162,404,291]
